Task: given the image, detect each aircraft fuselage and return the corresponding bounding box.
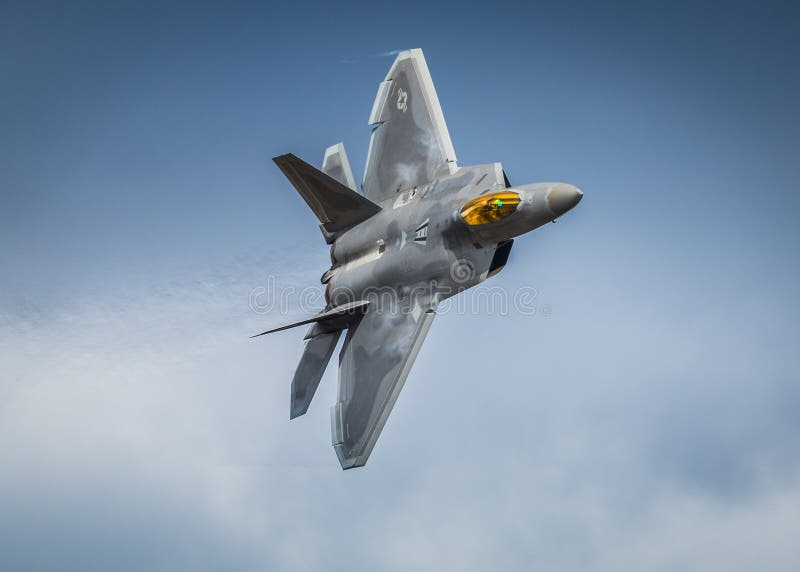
[326,163,582,310]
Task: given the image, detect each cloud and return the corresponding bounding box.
[0,249,799,571]
[370,49,403,58]
[338,49,405,65]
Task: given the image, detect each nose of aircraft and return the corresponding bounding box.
[546,184,583,218]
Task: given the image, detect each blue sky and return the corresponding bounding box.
[1,1,799,570]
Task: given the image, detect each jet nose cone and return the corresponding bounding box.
[547,184,583,217]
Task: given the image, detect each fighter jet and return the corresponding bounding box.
[255,49,582,469]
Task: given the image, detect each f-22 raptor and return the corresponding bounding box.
[256,49,583,469]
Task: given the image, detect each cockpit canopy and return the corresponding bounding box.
[460,191,521,226]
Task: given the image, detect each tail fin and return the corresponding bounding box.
[250,300,369,338]
[273,153,381,241]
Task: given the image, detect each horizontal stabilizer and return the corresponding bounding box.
[321,143,357,190]
[273,153,381,236]
[250,300,369,338]
[290,329,341,419]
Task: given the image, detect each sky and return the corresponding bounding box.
[1,0,799,570]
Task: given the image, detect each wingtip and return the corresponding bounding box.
[336,449,367,471]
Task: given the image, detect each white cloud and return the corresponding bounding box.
[0,251,798,571]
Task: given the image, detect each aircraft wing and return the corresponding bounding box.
[362,49,457,203]
[331,296,436,469]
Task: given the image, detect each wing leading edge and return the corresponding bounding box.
[331,296,436,469]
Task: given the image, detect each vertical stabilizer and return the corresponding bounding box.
[273,154,381,240]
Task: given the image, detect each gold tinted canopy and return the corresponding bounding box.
[460,191,521,226]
